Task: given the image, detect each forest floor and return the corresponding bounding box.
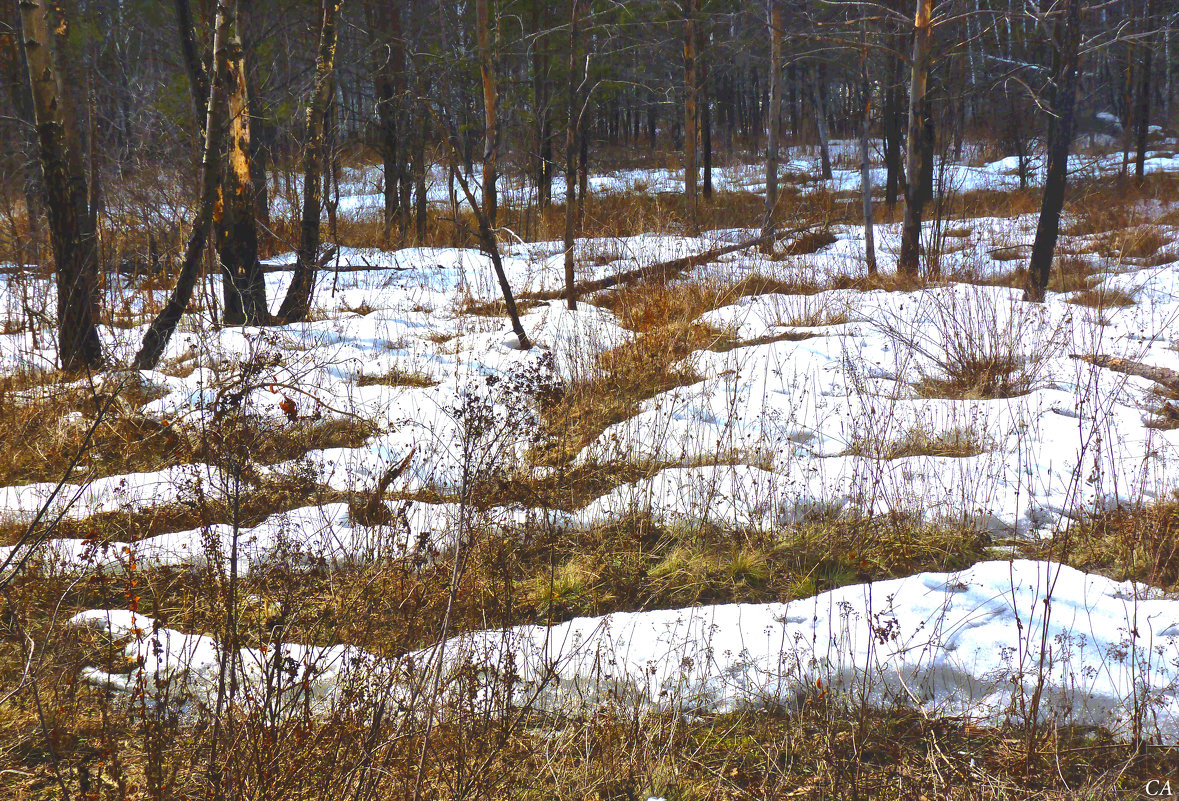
[3,138,1179,798]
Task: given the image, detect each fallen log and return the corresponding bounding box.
[522,224,818,302]
[1070,353,1179,395]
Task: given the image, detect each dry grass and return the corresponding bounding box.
[520,510,988,622]
[844,426,989,460]
[1067,285,1137,309]
[355,367,438,388]
[1054,500,1179,590]
[0,373,373,489]
[1089,225,1169,261]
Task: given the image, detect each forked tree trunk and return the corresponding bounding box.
[761,0,782,253]
[562,0,583,310]
[476,0,498,227]
[217,5,267,325]
[19,0,103,371]
[276,0,341,323]
[135,0,233,369]
[1025,0,1082,302]
[683,0,699,236]
[898,0,934,277]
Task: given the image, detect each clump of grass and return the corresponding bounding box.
[845,426,988,460]
[1047,253,1101,293]
[357,367,438,388]
[727,272,824,298]
[1042,500,1179,590]
[914,355,1031,399]
[1090,225,1169,261]
[522,510,987,621]
[880,285,1060,400]
[459,297,543,317]
[778,229,838,257]
[1067,286,1136,309]
[535,279,725,465]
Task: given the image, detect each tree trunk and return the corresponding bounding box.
[761,0,782,254]
[1134,0,1154,182]
[19,0,103,372]
[532,2,553,210]
[135,0,233,369]
[563,0,583,310]
[898,0,934,277]
[1025,0,1082,303]
[174,0,209,133]
[683,0,699,236]
[812,65,833,179]
[700,21,712,200]
[476,0,498,227]
[370,0,404,244]
[276,0,341,323]
[884,57,904,206]
[860,44,877,276]
[217,4,267,326]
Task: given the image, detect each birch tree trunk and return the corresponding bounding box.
[276,0,341,324]
[1025,0,1082,303]
[898,0,934,277]
[19,0,103,371]
[135,0,233,369]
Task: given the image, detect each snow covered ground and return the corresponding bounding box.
[6,141,1179,740]
[69,560,1179,742]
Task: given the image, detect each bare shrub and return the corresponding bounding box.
[875,285,1066,399]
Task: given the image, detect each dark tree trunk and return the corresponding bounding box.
[19,0,103,371]
[370,0,405,244]
[217,6,267,325]
[476,0,498,226]
[761,0,782,253]
[174,0,209,132]
[563,0,582,310]
[532,2,553,210]
[884,63,904,206]
[135,0,233,369]
[860,36,877,276]
[700,21,712,200]
[276,0,341,323]
[683,0,699,235]
[812,64,833,180]
[898,0,934,277]
[1135,0,1154,182]
[1025,0,1082,303]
